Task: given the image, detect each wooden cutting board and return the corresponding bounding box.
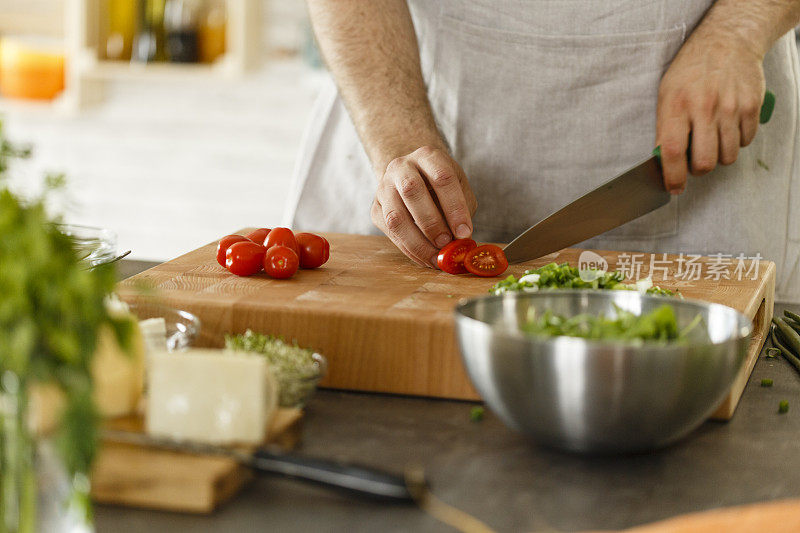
[116,232,775,420]
[91,408,303,513]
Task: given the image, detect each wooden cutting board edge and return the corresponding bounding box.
[710,260,775,420]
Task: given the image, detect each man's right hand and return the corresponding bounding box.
[370,146,478,268]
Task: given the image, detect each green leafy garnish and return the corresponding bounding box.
[779,400,789,414]
[760,379,774,387]
[225,330,322,407]
[469,406,485,422]
[490,262,675,297]
[0,119,132,526]
[521,304,700,344]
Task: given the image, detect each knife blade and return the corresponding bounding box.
[502,155,669,264]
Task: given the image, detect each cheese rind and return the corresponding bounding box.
[146,349,275,445]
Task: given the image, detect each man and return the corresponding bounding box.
[285,1,800,301]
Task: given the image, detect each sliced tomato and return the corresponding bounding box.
[216,234,250,267]
[264,227,299,255]
[225,241,266,276]
[464,244,508,277]
[437,238,477,274]
[264,245,299,279]
[245,228,271,244]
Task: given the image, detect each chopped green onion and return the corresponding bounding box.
[765,347,781,359]
[470,406,485,422]
[779,400,789,414]
[760,379,773,387]
[490,262,675,296]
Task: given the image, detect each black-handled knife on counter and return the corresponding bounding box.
[102,429,419,503]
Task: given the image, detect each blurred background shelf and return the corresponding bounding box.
[0,0,323,262]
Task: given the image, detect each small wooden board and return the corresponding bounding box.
[90,408,303,513]
[117,232,775,421]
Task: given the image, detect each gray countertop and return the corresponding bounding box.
[98,261,800,532]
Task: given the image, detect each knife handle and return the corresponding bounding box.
[652,89,775,160]
[250,447,418,503]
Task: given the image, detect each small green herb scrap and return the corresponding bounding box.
[756,159,770,171]
[779,400,789,414]
[760,379,773,387]
[470,406,485,422]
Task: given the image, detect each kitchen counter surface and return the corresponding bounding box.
[98,261,800,532]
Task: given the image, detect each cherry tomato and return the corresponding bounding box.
[216,234,250,267]
[464,244,508,277]
[264,227,299,255]
[245,228,271,244]
[436,238,477,274]
[295,233,330,269]
[225,241,266,276]
[264,245,299,279]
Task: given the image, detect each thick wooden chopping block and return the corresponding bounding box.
[116,232,774,420]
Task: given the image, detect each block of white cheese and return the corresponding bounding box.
[146,349,278,445]
[139,317,167,354]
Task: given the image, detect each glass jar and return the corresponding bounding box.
[57,224,117,268]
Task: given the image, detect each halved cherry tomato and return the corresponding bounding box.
[264,245,299,279]
[464,244,508,277]
[437,238,477,274]
[216,234,250,267]
[295,232,330,269]
[245,228,271,243]
[264,227,299,255]
[225,241,266,276]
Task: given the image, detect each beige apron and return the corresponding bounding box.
[285,1,800,302]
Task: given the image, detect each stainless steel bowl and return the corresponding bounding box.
[455,290,752,453]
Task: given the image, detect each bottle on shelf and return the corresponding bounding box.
[164,0,203,63]
[199,0,227,63]
[131,0,167,63]
[105,0,137,61]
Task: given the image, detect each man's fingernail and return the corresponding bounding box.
[435,234,451,248]
[455,224,471,239]
[669,186,685,195]
[430,256,439,268]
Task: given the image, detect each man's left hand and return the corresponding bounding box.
[656,30,766,194]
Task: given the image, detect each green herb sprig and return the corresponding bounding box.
[0,119,133,525]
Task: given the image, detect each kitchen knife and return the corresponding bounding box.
[503,90,776,264]
[102,429,420,503]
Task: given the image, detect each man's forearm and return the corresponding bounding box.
[307,0,443,176]
[692,0,800,58]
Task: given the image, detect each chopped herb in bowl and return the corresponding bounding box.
[224,330,326,407]
[521,304,704,344]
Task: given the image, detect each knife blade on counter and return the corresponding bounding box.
[102,429,421,503]
[503,90,776,265]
